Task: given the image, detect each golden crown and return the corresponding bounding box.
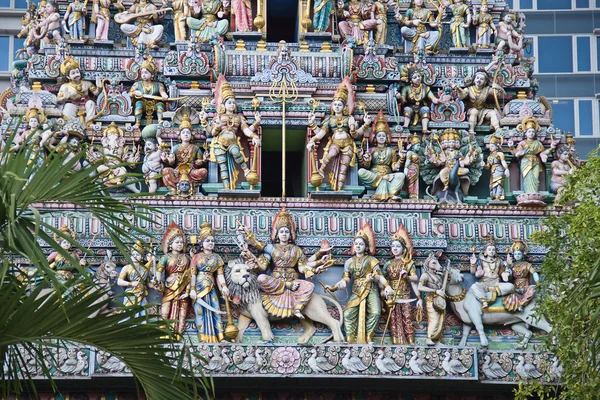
[410,133,421,144]
[24,107,44,122]
[197,221,215,243]
[60,56,81,77]
[179,114,192,131]
[489,134,503,146]
[440,128,460,142]
[510,239,528,254]
[103,122,124,137]
[140,56,156,75]
[271,207,296,241]
[132,240,146,255]
[333,82,349,103]
[521,116,540,132]
[220,80,235,103]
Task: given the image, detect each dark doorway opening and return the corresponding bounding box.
[266,0,298,43]
[261,151,303,197]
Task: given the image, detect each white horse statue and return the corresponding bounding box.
[445,266,551,349]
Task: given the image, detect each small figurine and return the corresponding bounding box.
[232,0,253,32]
[312,0,334,33]
[326,222,394,344]
[496,12,523,57]
[117,0,167,48]
[129,57,169,128]
[398,133,421,199]
[371,0,388,45]
[200,74,261,190]
[156,221,192,337]
[551,138,578,201]
[161,113,208,196]
[336,0,378,45]
[187,0,230,42]
[63,0,87,40]
[382,226,422,345]
[47,225,87,283]
[171,0,190,41]
[473,0,495,48]
[357,111,405,201]
[395,0,442,54]
[396,67,441,134]
[483,134,510,200]
[190,222,229,342]
[92,0,125,41]
[117,241,154,307]
[444,0,471,48]
[417,253,447,346]
[57,57,102,124]
[306,77,372,191]
[503,239,538,313]
[32,1,62,47]
[141,124,164,193]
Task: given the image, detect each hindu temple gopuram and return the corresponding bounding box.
[2,0,579,397]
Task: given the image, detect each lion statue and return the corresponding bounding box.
[225,259,344,344]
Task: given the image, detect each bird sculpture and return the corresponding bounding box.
[234,348,265,372]
[204,348,231,372]
[408,350,437,375]
[97,350,127,373]
[341,349,369,373]
[375,349,401,374]
[308,348,336,373]
[515,355,543,380]
[481,354,509,379]
[547,356,563,382]
[442,350,469,375]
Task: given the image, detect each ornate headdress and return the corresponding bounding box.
[215,74,235,106]
[489,134,503,146]
[132,240,146,256]
[370,110,391,144]
[510,239,529,255]
[103,122,124,137]
[179,114,192,131]
[353,222,376,255]
[332,76,355,114]
[60,56,81,77]
[176,164,193,197]
[54,224,76,242]
[440,128,460,142]
[162,221,187,253]
[271,206,296,242]
[63,120,86,140]
[197,221,215,243]
[519,116,540,132]
[410,132,421,145]
[481,0,488,5]
[140,56,156,75]
[391,224,413,264]
[566,132,576,146]
[481,234,496,248]
[24,107,45,123]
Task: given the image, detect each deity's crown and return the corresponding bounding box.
[162,221,187,253]
[481,0,488,5]
[371,110,390,144]
[440,128,460,142]
[354,222,376,255]
[520,116,539,132]
[140,56,156,74]
[410,132,421,144]
[197,221,215,243]
[54,224,76,242]
[566,132,576,146]
[103,122,124,137]
[132,240,146,255]
[391,224,413,264]
[510,239,528,255]
[216,74,235,104]
[179,114,192,131]
[271,206,296,241]
[489,134,503,146]
[60,56,81,77]
[333,84,349,104]
[64,120,86,140]
[482,234,496,247]
[24,107,44,123]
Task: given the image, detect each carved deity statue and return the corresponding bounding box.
[326,223,394,344]
[46,225,87,283]
[417,253,446,346]
[398,133,421,199]
[129,57,169,128]
[452,70,503,135]
[469,237,514,310]
[141,124,164,193]
[231,0,253,32]
[32,1,62,47]
[357,111,405,201]
[117,0,166,48]
[117,241,154,307]
[508,117,557,194]
[496,12,523,57]
[395,0,442,54]
[473,0,495,48]
[443,0,471,48]
[190,222,229,342]
[313,0,334,33]
[383,226,421,345]
[63,0,87,40]
[307,77,372,191]
[200,74,261,190]
[92,0,125,41]
[396,67,440,134]
[13,107,46,153]
[171,0,191,41]
[483,134,510,200]
[187,0,230,42]
[551,135,579,201]
[161,114,208,196]
[336,0,378,45]
[156,221,192,337]
[503,239,538,313]
[57,57,102,124]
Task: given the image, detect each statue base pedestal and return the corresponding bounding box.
[476,47,494,55]
[217,189,261,198]
[68,39,85,45]
[93,40,114,47]
[515,192,547,207]
[449,47,470,54]
[231,32,263,42]
[488,199,510,205]
[309,190,353,200]
[303,32,332,43]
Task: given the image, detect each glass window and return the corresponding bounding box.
[551,100,575,135]
[578,100,593,136]
[538,36,573,73]
[597,37,600,71]
[520,0,533,9]
[14,37,25,58]
[0,0,10,7]
[538,0,571,9]
[0,36,9,71]
[15,0,28,8]
[576,37,591,72]
[505,0,513,7]
[576,0,590,7]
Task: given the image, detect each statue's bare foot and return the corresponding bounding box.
[294,309,305,320]
[243,168,251,177]
[426,339,435,346]
[391,195,402,202]
[318,169,325,178]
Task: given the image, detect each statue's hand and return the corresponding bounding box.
[253,112,261,124]
[161,93,169,101]
[336,280,347,290]
[307,112,315,125]
[134,90,143,98]
[435,289,446,298]
[469,253,477,265]
[363,113,372,126]
[362,152,371,162]
[220,286,230,297]
[180,293,189,300]
[252,137,261,147]
[306,141,316,151]
[130,281,139,288]
[167,153,176,163]
[504,169,510,177]
[217,11,224,18]
[383,285,395,299]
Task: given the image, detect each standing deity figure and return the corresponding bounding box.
[508,117,557,194]
[336,0,378,45]
[141,124,164,193]
[161,115,208,196]
[417,253,446,346]
[187,0,230,42]
[46,225,87,283]
[503,239,538,313]
[444,0,471,48]
[117,241,154,307]
[57,57,102,124]
[452,70,503,135]
[327,223,394,344]
[200,74,261,190]
[469,237,514,310]
[54,122,87,171]
[189,222,229,342]
[483,134,510,200]
[129,57,169,129]
[383,226,422,345]
[473,0,495,48]
[357,110,405,201]
[395,0,442,54]
[232,0,253,32]
[172,0,190,41]
[63,0,87,40]
[156,221,192,337]
[550,136,579,201]
[396,67,440,134]
[243,207,329,320]
[92,0,125,41]
[307,77,372,191]
[13,107,46,152]
[496,13,523,57]
[117,0,166,48]
[398,133,421,199]
[32,1,62,47]
[313,0,334,33]
[371,0,388,45]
